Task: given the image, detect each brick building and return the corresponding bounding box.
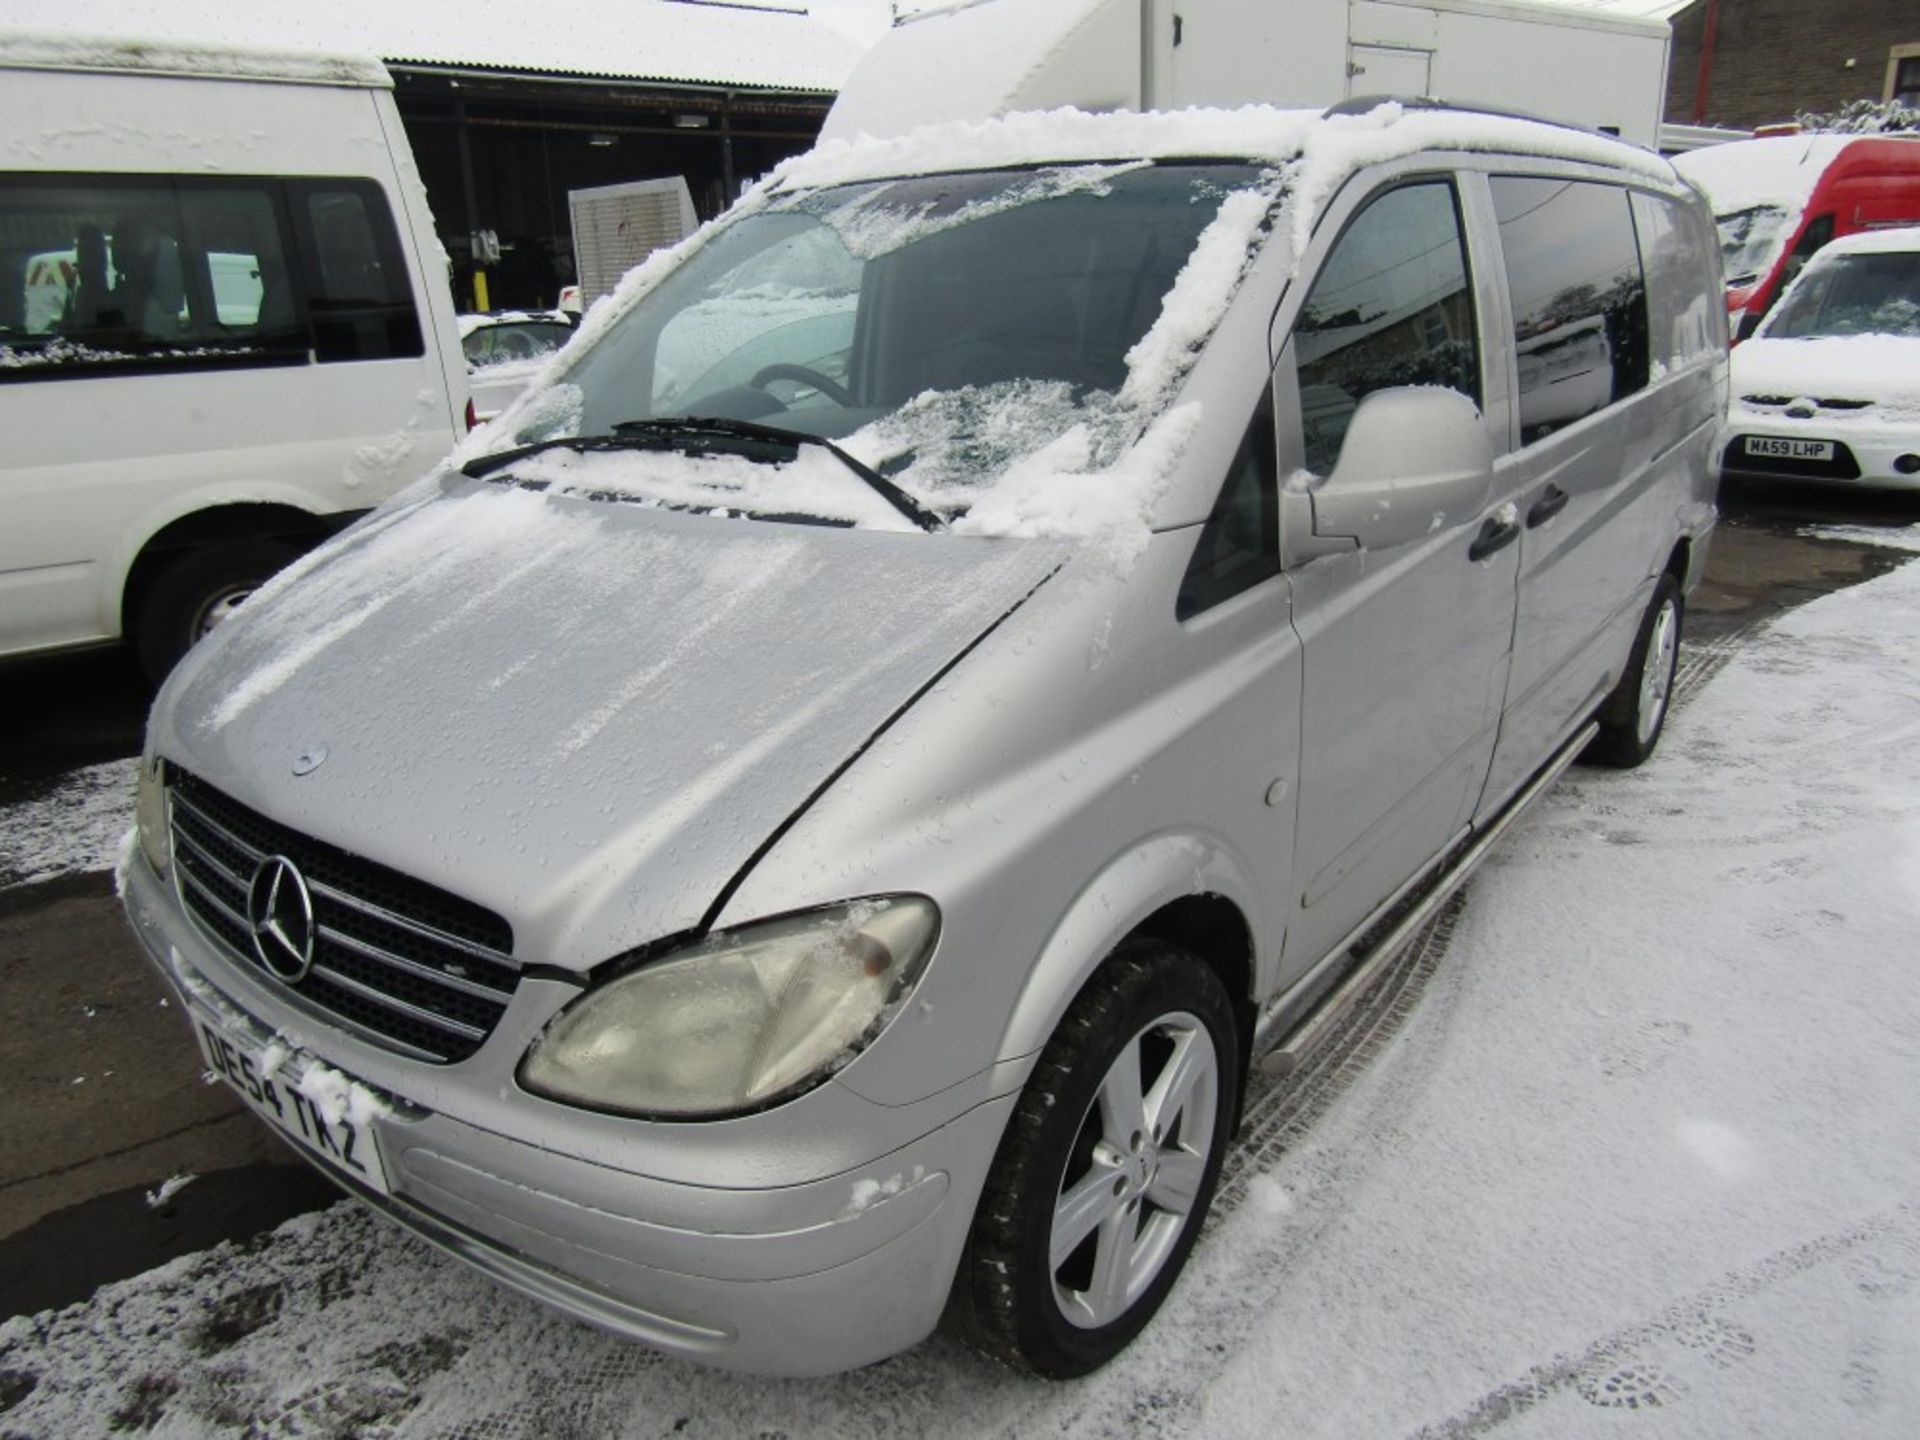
[1666,0,1920,131]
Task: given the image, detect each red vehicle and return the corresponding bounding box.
[1677,133,1920,340]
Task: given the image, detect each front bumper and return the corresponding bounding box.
[123,856,1012,1377]
[1719,417,1920,490]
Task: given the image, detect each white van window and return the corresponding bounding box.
[1490,177,1650,445]
[1293,182,1479,476]
[289,182,425,364]
[0,175,421,378]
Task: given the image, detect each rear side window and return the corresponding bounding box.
[289,181,423,363]
[0,174,421,379]
[1293,181,1480,476]
[1631,192,1723,373]
[1490,177,1650,445]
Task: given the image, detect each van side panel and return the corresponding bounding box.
[371,89,467,440]
[1275,168,1517,977]
[0,68,458,657]
[1474,176,1721,817]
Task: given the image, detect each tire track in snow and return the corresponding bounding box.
[1671,613,1766,708]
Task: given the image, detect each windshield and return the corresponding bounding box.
[1715,204,1794,288]
[1763,250,1920,339]
[463,319,571,367]
[482,162,1276,528]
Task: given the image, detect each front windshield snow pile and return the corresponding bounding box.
[1766,251,1920,339]
[1716,204,1793,288]
[460,161,1281,541]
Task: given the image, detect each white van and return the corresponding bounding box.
[0,30,466,681]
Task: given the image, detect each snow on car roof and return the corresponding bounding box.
[1807,223,1920,260]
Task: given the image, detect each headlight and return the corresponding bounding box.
[520,896,939,1118]
[135,754,171,882]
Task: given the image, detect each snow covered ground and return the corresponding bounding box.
[3,523,1919,1436]
[0,757,135,890]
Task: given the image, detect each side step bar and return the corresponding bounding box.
[1256,722,1598,1078]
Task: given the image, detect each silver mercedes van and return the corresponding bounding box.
[123,102,1726,1378]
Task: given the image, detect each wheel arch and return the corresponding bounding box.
[996,835,1263,1101]
[1664,536,1694,592]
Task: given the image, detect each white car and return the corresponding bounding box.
[459,309,575,425]
[1720,226,1920,490]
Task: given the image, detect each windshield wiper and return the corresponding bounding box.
[460,432,687,480]
[613,416,944,533]
[460,417,943,533]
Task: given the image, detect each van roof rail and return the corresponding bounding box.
[1324,95,1630,146]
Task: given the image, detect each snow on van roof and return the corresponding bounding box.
[0,0,864,93]
[1674,134,1860,217]
[776,101,1679,253]
[0,25,388,87]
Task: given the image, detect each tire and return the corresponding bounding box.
[133,539,301,686]
[948,938,1240,1377]
[1585,572,1682,769]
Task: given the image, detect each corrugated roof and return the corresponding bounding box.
[0,0,866,92]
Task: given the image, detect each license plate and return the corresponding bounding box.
[196,1018,390,1193]
[1745,435,1834,461]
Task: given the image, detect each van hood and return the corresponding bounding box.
[158,479,1065,972]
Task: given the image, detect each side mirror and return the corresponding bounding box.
[1308,387,1493,552]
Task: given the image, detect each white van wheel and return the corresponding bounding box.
[948,939,1238,1377]
[1586,574,1682,769]
[134,540,300,685]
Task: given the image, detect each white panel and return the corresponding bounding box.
[1349,0,1440,50]
[824,0,1140,143]
[1169,0,1346,110]
[567,178,698,309]
[1348,44,1433,99]
[1424,7,1667,144]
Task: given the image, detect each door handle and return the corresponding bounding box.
[1469,516,1520,562]
[1527,484,1569,528]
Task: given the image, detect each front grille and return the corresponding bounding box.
[1739,395,1872,412]
[167,770,518,1063]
